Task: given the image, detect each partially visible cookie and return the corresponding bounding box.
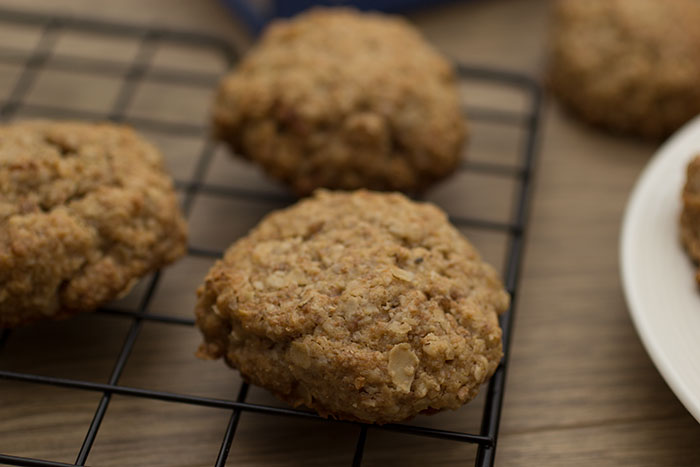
[549,0,700,138]
[681,154,700,285]
[195,190,508,424]
[0,121,187,327]
[212,8,466,195]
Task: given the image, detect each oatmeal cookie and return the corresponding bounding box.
[0,121,187,327]
[681,154,700,285]
[549,0,700,138]
[212,8,466,195]
[195,190,508,424]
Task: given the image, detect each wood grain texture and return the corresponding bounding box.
[1,0,700,466]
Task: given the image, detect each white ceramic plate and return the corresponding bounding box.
[621,115,700,424]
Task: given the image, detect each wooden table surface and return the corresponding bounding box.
[1,0,700,466]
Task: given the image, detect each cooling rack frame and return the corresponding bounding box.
[0,7,542,466]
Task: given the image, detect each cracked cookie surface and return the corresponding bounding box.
[195,190,508,424]
[0,121,187,327]
[212,8,466,195]
[549,0,700,138]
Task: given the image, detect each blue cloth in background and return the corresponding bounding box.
[221,0,463,34]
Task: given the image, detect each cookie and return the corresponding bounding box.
[0,121,187,327]
[681,154,700,285]
[195,190,508,424]
[212,8,466,195]
[549,0,700,138]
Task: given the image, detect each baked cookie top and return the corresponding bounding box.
[681,154,700,285]
[196,190,508,424]
[0,121,187,327]
[549,0,700,138]
[213,8,465,195]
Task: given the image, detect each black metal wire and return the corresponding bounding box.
[15,102,208,136]
[97,307,195,326]
[214,383,250,467]
[475,81,542,467]
[0,8,541,467]
[352,425,368,467]
[0,19,58,120]
[0,328,11,351]
[74,272,163,465]
[0,49,222,87]
[72,31,163,465]
[0,370,494,444]
[0,453,76,467]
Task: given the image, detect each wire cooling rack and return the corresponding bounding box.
[0,7,541,467]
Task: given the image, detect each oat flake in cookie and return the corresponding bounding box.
[0,121,187,327]
[681,154,700,286]
[549,0,700,138]
[195,190,508,424]
[212,8,466,195]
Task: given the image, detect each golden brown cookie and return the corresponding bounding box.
[0,121,187,327]
[195,190,508,424]
[549,0,700,138]
[212,8,466,195]
[681,154,700,285]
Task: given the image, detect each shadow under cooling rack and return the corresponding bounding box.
[0,7,542,467]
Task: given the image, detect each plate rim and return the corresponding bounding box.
[620,114,700,424]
